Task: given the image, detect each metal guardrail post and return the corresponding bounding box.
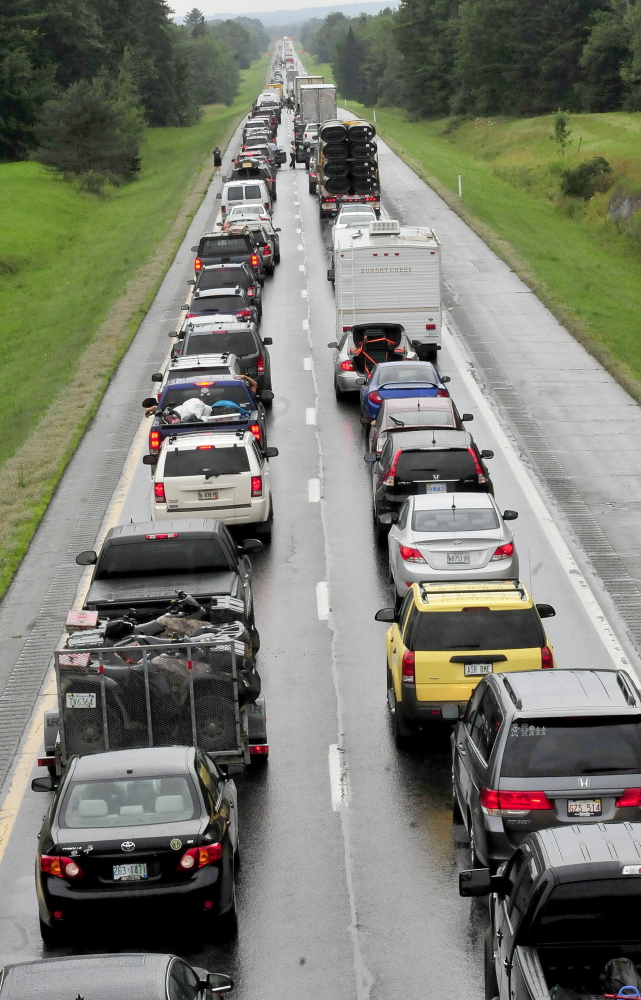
[141,649,154,747]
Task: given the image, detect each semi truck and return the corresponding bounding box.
[299,84,337,126]
[316,118,381,220]
[294,75,323,109]
[331,219,442,362]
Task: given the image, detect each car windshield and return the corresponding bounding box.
[197,270,250,290]
[190,296,244,315]
[378,366,436,384]
[165,448,250,477]
[183,331,257,356]
[228,207,265,219]
[412,508,499,532]
[501,716,641,778]
[161,385,249,410]
[96,538,230,577]
[199,237,250,255]
[60,776,198,828]
[395,450,477,482]
[531,880,641,945]
[386,410,454,428]
[411,609,541,651]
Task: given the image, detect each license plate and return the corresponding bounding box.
[65,693,96,709]
[464,663,493,676]
[113,863,147,881]
[568,798,602,817]
[198,489,218,500]
[424,483,447,493]
[447,552,470,564]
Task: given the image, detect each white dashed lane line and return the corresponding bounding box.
[308,478,321,502]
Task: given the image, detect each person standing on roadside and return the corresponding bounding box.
[213,146,222,170]
[289,141,297,168]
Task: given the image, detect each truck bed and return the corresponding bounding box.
[538,944,641,993]
[85,570,240,617]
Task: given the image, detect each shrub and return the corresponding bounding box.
[560,156,613,199]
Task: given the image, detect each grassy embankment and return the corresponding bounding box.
[296,47,641,400]
[0,55,268,596]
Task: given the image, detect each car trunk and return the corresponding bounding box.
[414,532,500,571]
[389,449,479,500]
[163,448,252,523]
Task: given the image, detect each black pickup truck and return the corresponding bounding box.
[192,229,265,283]
[460,823,641,1000]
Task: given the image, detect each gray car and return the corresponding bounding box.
[452,668,641,870]
[328,324,418,398]
[386,492,519,601]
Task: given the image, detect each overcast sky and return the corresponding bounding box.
[171,0,350,18]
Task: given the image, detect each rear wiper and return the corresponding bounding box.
[389,415,405,426]
[443,643,480,650]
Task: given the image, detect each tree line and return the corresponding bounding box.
[301,0,641,117]
[0,2,268,184]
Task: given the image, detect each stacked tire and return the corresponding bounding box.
[318,119,379,198]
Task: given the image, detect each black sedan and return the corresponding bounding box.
[0,953,232,1000]
[33,746,239,946]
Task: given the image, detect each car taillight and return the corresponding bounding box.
[468,446,487,484]
[185,313,196,319]
[40,855,84,880]
[401,650,415,683]
[368,390,382,405]
[342,326,352,332]
[425,323,437,330]
[616,788,641,808]
[340,360,354,371]
[177,843,222,872]
[221,205,226,213]
[264,203,270,211]
[237,309,252,319]
[194,257,202,271]
[250,254,259,268]
[382,448,402,487]
[541,645,554,669]
[154,482,166,503]
[491,543,514,561]
[262,246,270,256]
[247,287,255,296]
[256,355,265,373]
[251,476,262,497]
[481,788,553,816]
[436,388,449,397]
[399,545,425,563]
[149,430,161,455]
[250,423,261,441]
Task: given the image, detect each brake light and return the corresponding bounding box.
[185,313,196,319]
[149,429,161,455]
[221,205,226,213]
[247,287,255,296]
[256,355,265,373]
[40,855,84,880]
[154,482,166,503]
[616,788,641,807]
[237,309,252,319]
[340,360,354,372]
[541,645,554,669]
[425,323,436,330]
[177,843,222,872]
[250,423,261,441]
[249,744,269,755]
[145,533,178,539]
[468,447,487,483]
[250,254,259,268]
[481,788,553,816]
[194,257,202,271]
[264,203,270,211]
[436,388,449,397]
[382,448,402,487]
[262,246,270,256]
[251,476,263,497]
[401,650,415,683]
[399,545,425,563]
[342,326,352,333]
[368,391,382,405]
[197,444,215,450]
[491,543,514,561]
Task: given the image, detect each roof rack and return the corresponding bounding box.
[418,579,527,602]
[501,677,522,710]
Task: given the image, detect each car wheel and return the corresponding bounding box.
[216,867,238,939]
[452,770,464,824]
[256,500,273,542]
[469,814,483,869]
[275,252,281,263]
[39,917,64,949]
[484,928,499,1000]
[374,508,386,545]
[425,347,438,363]
[388,672,413,748]
[334,378,347,401]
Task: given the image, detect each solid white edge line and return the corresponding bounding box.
[306,407,316,425]
[308,478,321,502]
[316,581,330,620]
[328,744,346,811]
[444,320,631,676]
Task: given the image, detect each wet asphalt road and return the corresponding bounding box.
[0,103,639,1000]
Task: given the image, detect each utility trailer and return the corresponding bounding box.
[38,638,267,779]
[316,119,380,219]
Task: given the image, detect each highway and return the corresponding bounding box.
[0,87,639,1000]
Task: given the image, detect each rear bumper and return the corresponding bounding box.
[392,557,520,597]
[152,497,270,524]
[334,367,361,393]
[400,685,466,723]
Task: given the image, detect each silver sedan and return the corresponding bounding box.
[384,492,519,603]
[327,328,418,399]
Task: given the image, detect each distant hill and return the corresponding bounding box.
[206,2,399,25]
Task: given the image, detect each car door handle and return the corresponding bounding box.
[496,930,503,944]
[503,958,510,970]
[392,648,396,655]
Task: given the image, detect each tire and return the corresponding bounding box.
[484,928,499,1000]
[452,771,464,824]
[374,506,386,545]
[216,865,238,940]
[256,500,273,542]
[425,347,438,364]
[387,667,413,746]
[469,814,483,869]
[334,378,347,401]
[39,917,64,949]
[274,251,281,263]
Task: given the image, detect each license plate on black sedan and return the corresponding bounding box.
[464,663,493,677]
[567,798,602,818]
[113,863,147,881]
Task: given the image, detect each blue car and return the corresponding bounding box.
[358,361,451,421]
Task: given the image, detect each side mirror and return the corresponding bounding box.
[31,776,54,792]
[327,269,335,282]
[481,450,494,459]
[225,764,244,778]
[536,603,556,619]
[243,538,263,553]
[459,868,510,897]
[181,304,189,310]
[264,447,279,458]
[441,375,451,383]
[262,337,273,346]
[187,279,196,286]
[355,377,366,386]
[375,607,397,623]
[222,176,228,183]
[207,974,233,994]
[378,513,397,525]
[190,246,199,252]
[216,192,222,199]
[461,413,473,421]
[141,397,157,408]
[76,550,97,566]
[151,373,163,382]
[275,227,281,232]
[142,455,158,466]
[327,341,339,349]
[364,453,377,463]
[502,510,518,521]
[260,390,274,401]
[168,331,178,338]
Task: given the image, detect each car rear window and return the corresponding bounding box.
[199,237,250,255]
[191,295,243,315]
[61,776,198,829]
[395,450,476,482]
[411,609,543,652]
[227,186,245,201]
[161,385,248,409]
[96,538,229,577]
[412,508,499,532]
[532,880,641,945]
[197,270,250,290]
[165,447,250,478]
[183,331,257,356]
[379,366,435,384]
[385,410,455,429]
[501,716,641,778]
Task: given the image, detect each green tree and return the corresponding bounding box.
[395,0,458,116]
[333,26,366,100]
[578,5,628,110]
[551,108,572,154]
[186,32,240,104]
[622,0,641,108]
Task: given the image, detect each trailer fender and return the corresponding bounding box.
[44,711,60,756]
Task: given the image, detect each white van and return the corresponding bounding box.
[217,180,271,224]
[150,431,277,539]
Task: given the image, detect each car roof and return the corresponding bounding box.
[200,227,250,238]
[381,396,453,414]
[167,354,237,368]
[201,263,248,272]
[0,954,172,1000]
[183,319,256,332]
[103,520,228,543]
[413,579,533,610]
[160,431,253,452]
[495,668,641,713]
[72,746,195,780]
[385,428,470,449]
[194,287,242,299]
[411,491,495,511]
[531,822,641,876]
[162,377,245,389]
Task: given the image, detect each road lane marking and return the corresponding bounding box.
[316,581,330,620]
[296,228,301,233]
[302,319,309,330]
[299,264,306,272]
[301,289,308,298]
[308,478,321,502]
[294,214,300,219]
[298,244,304,251]
[328,744,347,810]
[303,357,312,370]
[306,407,316,425]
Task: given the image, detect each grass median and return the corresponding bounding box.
[0,55,268,597]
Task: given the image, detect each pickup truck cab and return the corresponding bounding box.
[460,823,641,1000]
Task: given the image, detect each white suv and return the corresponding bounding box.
[150,431,278,539]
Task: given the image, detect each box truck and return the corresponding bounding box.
[299,84,337,125]
[294,75,323,109]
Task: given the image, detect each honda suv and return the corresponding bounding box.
[452,668,641,869]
